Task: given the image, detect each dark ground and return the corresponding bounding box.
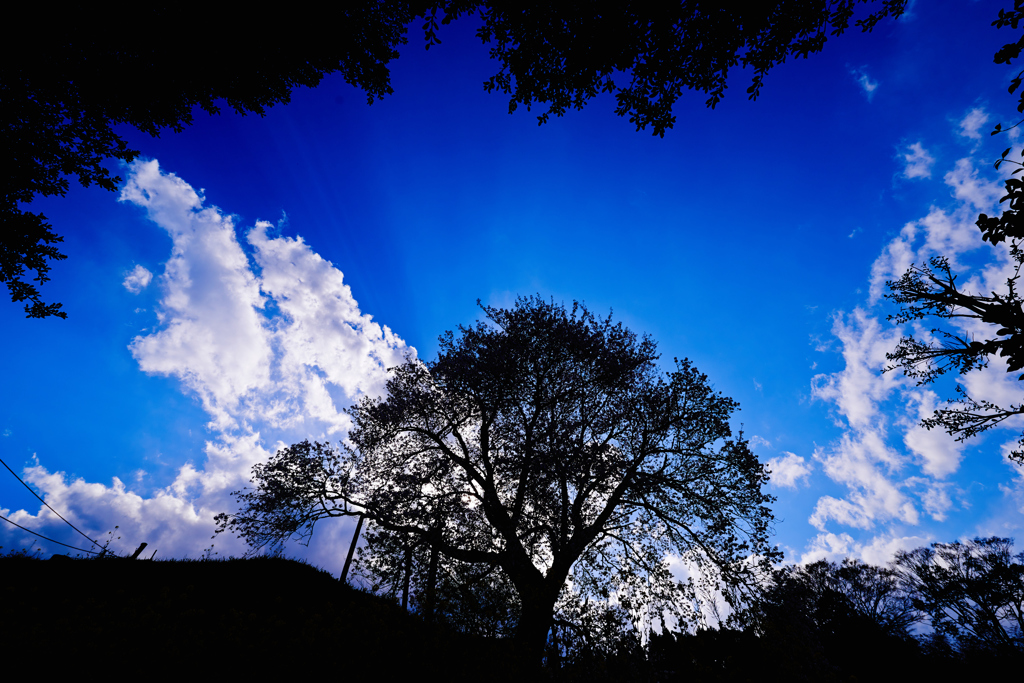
[0,554,523,679]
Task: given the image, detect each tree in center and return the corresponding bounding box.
[219,296,779,666]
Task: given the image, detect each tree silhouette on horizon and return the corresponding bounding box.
[218,296,780,668]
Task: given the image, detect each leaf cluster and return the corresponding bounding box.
[473,1,906,136]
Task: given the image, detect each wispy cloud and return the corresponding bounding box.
[851,67,878,101]
[808,136,1019,561]
[799,531,930,566]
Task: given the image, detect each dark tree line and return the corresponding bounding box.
[4,2,905,318]
[645,538,1023,682]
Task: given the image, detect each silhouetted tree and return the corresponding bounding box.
[885,2,1024,465]
[5,2,905,318]
[726,557,922,680]
[894,536,1024,655]
[219,296,780,667]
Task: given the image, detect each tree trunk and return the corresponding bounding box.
[514,588,560,669]
[424,541,439,622]
[401,539,412,611]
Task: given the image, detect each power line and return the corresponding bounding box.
[0,455,104,550]
[0,513,102,555]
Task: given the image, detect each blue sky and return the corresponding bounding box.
[3,1,1023,573]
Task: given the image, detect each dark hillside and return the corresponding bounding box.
[0,554,522,679]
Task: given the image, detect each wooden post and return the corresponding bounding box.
[340,514,363,583]
[129,542,148,560]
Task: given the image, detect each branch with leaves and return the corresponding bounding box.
[884,2,1024,466]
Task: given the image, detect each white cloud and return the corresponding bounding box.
[1,160,412,570]
[122,264,153,293]
[868,200,986,305]
[811,308,904,431]
[899,390,963,478]
[902,142,935,179]
[958,107,990,140]
[944,158,1002,211]
[123,162,273,433]
[799,532,930,566]
[810,428,919,531]
[918,480,953,521]
[749,435,771,450]
[805,129,1024,564]
[122,160,411,437]
[767,452,811,489]
[992,442,1024,528]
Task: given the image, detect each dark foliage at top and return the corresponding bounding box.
[469,0,906,135]
[3,4,417,319]
[3,2,905,318]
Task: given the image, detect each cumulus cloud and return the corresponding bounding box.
[122,264,153,293]
[1,160,413,569]
[902,142,935,179]
[122,160,410,437]
[958,107,990,140]
[806,137,1019,560]
[767,452,812,489]
[945,158,1003,211]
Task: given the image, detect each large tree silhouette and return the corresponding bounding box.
[5,1,905,318]
[218,296,779,666]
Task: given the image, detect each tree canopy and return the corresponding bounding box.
[217,296,779,666]
[3,4,417,319]
[885,2,1024,465]
[895,537,1024,654]
[3,1,905,318]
